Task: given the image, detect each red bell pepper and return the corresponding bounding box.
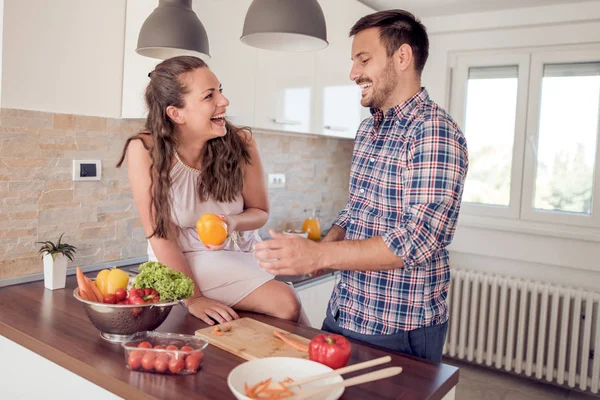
[308,333,352,369]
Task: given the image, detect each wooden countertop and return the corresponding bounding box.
[0,275,459,400]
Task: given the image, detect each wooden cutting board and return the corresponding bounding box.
[195,317,311,361]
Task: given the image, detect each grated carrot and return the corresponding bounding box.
[273,330,309,352]
[244,378,294,399]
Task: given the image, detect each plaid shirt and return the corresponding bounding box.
[328,88,468,335]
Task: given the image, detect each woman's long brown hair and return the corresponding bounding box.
[117,56,251,240]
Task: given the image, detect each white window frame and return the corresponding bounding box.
[449,45,600,232]
[450,53,531,219]
[521,48,600,227]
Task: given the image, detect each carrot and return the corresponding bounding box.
[75,267,92,300]
[78,287,91,301]
[85,276,103,302]
[76,267,97,302]
[254,378,272,396]
[212,326,224,336]
[75,267,87,290]
[245,378,295,399]
[273,331,309,352]
[278,382,292,394]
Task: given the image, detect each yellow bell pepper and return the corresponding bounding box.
[95,267,129,296]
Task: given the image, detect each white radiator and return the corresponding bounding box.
[443,268,600,394]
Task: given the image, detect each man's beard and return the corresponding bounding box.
[363,58,398,109]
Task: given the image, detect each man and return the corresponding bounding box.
[254,10,468,362]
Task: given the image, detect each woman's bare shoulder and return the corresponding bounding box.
[126,133,153,163]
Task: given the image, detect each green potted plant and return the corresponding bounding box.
[37,233,77,290]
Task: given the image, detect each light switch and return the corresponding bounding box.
[268,173,286,189]
[73,160,101,181]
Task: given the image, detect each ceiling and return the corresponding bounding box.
[358,0,591,17]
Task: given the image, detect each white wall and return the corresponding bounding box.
[420,1,600,291]
[1,0,127,118]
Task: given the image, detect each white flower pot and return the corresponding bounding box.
[43,253,68,290]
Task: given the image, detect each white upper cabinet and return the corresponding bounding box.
[251,0,373,137]
[314,0,373,138]
[252,50,316,134]
[121,0,161,119]
[195,0,257,128]
[120,0,374,137]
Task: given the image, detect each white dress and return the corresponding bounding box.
[148,156,274,306]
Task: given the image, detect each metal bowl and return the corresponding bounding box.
[73,288,182,343]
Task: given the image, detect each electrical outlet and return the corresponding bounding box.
[268,173,286,189]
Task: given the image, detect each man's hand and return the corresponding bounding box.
[254,230,325,276]
[185,296,240,325]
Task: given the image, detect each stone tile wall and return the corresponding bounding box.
[0,109,353,279]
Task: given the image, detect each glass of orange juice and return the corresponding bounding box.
[302,209,322,241]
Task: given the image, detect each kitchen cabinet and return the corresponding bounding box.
[120,0,374,138]
[195,0,257,128]
[121,0,161,119]
[252,0,373,137]
[252,50,316,134]
[295,273,339,328]
[1,336,119,400]
[121,0,257,123]
[314,0,373,139]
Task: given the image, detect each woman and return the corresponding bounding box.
[117,56,304,326]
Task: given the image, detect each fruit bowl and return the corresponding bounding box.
[73,288,181,343]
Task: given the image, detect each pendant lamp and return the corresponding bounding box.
[136,0,210,60]
[240,0,328,52]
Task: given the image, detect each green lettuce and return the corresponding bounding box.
[133,261,194,301]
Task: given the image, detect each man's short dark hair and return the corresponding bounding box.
[350,10,429,74]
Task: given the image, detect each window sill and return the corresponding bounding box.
[456,214,600,243]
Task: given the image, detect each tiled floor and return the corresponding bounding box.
[443,358,600,399]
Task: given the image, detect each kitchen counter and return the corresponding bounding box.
[0,275,459,400]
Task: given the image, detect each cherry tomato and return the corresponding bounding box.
[154,345,165,350]
[185,352,204,371]
[130,350,145,358]
[115,288,127,301]
[138,341,152,349]
[128,351,143,369]
[181,346,194,353]
[165,344,178,351]
[103,294,116,304]
[141,352,156,371]
[154,354,169,373]
[168,357,185,374]
[144,288,153,297]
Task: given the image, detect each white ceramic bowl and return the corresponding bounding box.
[227,357,344,400]
[282,230,309,238]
